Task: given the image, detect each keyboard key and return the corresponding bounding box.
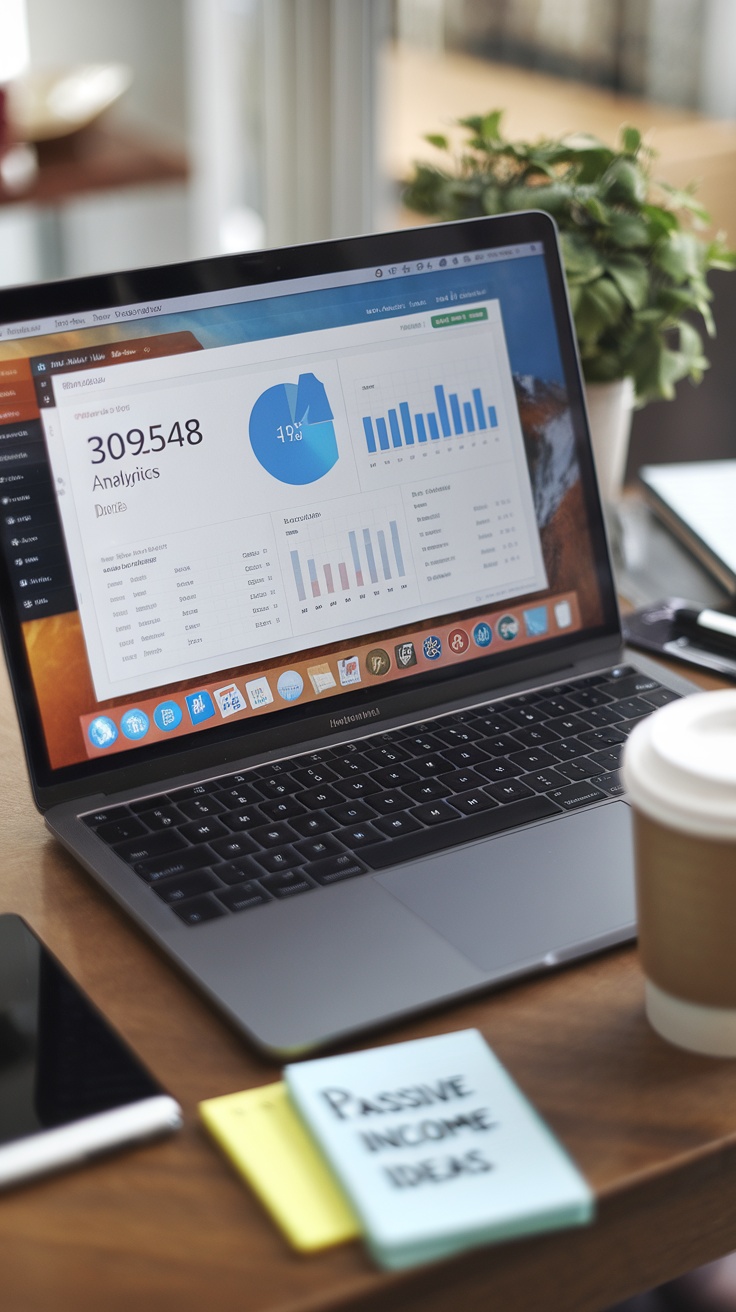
[545,713,589,736]
[639,687,679,707]
[113,830,186,863]
[327,800,377,825]
[588,746,623,771]
[433,725,481,746]
[295,834,347,861]
[83,806,129,827]
[252,846,303,874]
[610,696,654,720]
[567,687,614,708]
[484,779,536,803]
[600,673,661,699]
[476,758,524,782]
[168,781,221,801]
[508,747,559,770]
[215,783,263,807]
[590,771,624,796]
[360,794,560,870]
[291,764,338,787]
[479,734,520,757]
[334,777,383,799]
[443,768,486,793]
[520,768,569,792]
[578,706,621,727]
[441,744,490,768]
[333,823,384,848]
[250,822,297,848]
[95,816,149,844]
[372,812,424,839]
[363,744,412,766]
[209,834,260,860]
[304,854,366,885]
[401,732,444,754]
[289,811,339,837]
[401,778,449,803]
[371,764,418,788]
[555,757,601,782]
[471,712,515,735]
[216,881,271,912]
[510,725,560,748]
[406,754,455,778]
[503,706,549,727]
[299,784,345,808]
[171,895,227,925]
[577,727,627,749]
[534,695,578,718]
[452,789,498,815]
[177,796,226,820]
[411,800,461,825]
[180,818,230,844]
[133,804,183,831]
[253,775,301,800]
[547,782,607,809]
[547,737,585,761]
[135,847,212,884]
[370,790,412,814]
[259,870,314,898]
[154,871,221,904]
[222,806,265,831]
[329,753,372,777]
[217,857,266,885]
[258,796,308,822]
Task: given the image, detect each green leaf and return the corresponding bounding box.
[606,212,650,249]
[607,255,649,309]
[560,231,604,280]
[573,277,627,344]
[602,158,648,206]
[654,231,701,282]
[424,133,449,152]
[621,125,642,155]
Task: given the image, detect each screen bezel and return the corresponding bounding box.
[0,212,620,811]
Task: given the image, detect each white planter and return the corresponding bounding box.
[585,377,635,505]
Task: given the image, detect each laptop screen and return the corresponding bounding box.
[0,213,618,796]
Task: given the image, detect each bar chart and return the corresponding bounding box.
[289,519,406,601]
[362,380,499,455]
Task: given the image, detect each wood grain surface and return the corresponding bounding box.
[1,656,734,1312]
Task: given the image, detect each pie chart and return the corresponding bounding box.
[248,372,339,485]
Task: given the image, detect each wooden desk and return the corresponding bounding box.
[0,656,734,1312]
[0,124,189,210]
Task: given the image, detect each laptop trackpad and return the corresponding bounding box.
[375,803,636,974]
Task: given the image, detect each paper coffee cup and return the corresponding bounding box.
[622,690,736,1056]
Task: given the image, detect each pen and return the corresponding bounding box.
[673,607,736,654]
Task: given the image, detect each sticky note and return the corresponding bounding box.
[199,1081,359,1252]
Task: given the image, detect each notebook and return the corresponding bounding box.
[0,212,694,1056]
[639,460,736,595]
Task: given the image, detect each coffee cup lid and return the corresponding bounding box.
[622,690,736,838]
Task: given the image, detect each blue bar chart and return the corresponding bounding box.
[362,380,498,455]
[289,519,406,600]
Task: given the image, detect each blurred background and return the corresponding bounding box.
[2,6,736,1304]
[2,0,735,480]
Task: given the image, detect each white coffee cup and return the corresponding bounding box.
[622,689,736,1056]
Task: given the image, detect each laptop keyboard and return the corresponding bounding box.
[83,665,678,927]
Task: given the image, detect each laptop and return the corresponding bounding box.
[0,211,693,1056]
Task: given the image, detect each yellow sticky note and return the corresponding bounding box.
[199,1081,360,1252]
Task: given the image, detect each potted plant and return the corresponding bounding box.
[403,111,735,499]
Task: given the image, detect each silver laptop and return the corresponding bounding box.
[0,212,692,1056]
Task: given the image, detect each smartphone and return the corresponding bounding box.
[0,914,182,1190]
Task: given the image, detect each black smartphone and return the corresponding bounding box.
[0,914,182,1190]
